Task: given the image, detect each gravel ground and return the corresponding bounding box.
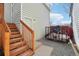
[36,39,76,56]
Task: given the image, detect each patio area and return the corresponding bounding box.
[34,39,75,56]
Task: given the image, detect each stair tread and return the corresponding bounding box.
[10,34,21,39]
[7,24,16,27]
[10,37,22,44]
[9,26,17,29]
[7,25,17,29]
[18,49,34,56]
[7,24,15,28]
[10,29,18,32]
[7,23,15,25]
[10,45,29,56]
[11,31,20,35]
[10,41,26,50]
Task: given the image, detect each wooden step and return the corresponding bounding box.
[7,23,15,25]
[10,34,21,39]
[7,23,16,26]
[10,45,29,56]
[10,37,22,44]
[18,49,34,56]
[10,29,18,32]
[9,26,17,29]
[10,41,26,50]
[8,25,16,27]
[11,31,20,35]
[7,24,17,29]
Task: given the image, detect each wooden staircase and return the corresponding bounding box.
[7,23,34,56]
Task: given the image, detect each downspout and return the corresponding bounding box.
[69,3,73,26]
[11,3,13,23]
[42,3,50,11]
[42,3,51,27]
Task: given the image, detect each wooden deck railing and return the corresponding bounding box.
[45,26,73,43]
[2,20,11,56]
[20,20,35,52]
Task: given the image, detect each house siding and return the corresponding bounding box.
[21,3,50,40]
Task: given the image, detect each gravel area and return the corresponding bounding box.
[36,39,76,56]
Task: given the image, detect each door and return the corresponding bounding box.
[0,3,4,23]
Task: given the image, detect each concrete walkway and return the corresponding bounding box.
[34,39,75,56]
[34,44,53,56]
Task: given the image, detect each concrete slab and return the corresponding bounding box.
[34,45,53,56]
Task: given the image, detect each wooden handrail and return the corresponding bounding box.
[20,20,34,34]
[5,23,11,33]
[20,20,35,52]
[2,20,11,32]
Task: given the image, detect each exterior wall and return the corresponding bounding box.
[4,3,50,40]
[4,3,12,23]
[4,3,21,29]
[21,3,50,40]
[12,3,21,29]
[72,3,79,49]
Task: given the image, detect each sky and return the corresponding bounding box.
[50,3,71,26]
